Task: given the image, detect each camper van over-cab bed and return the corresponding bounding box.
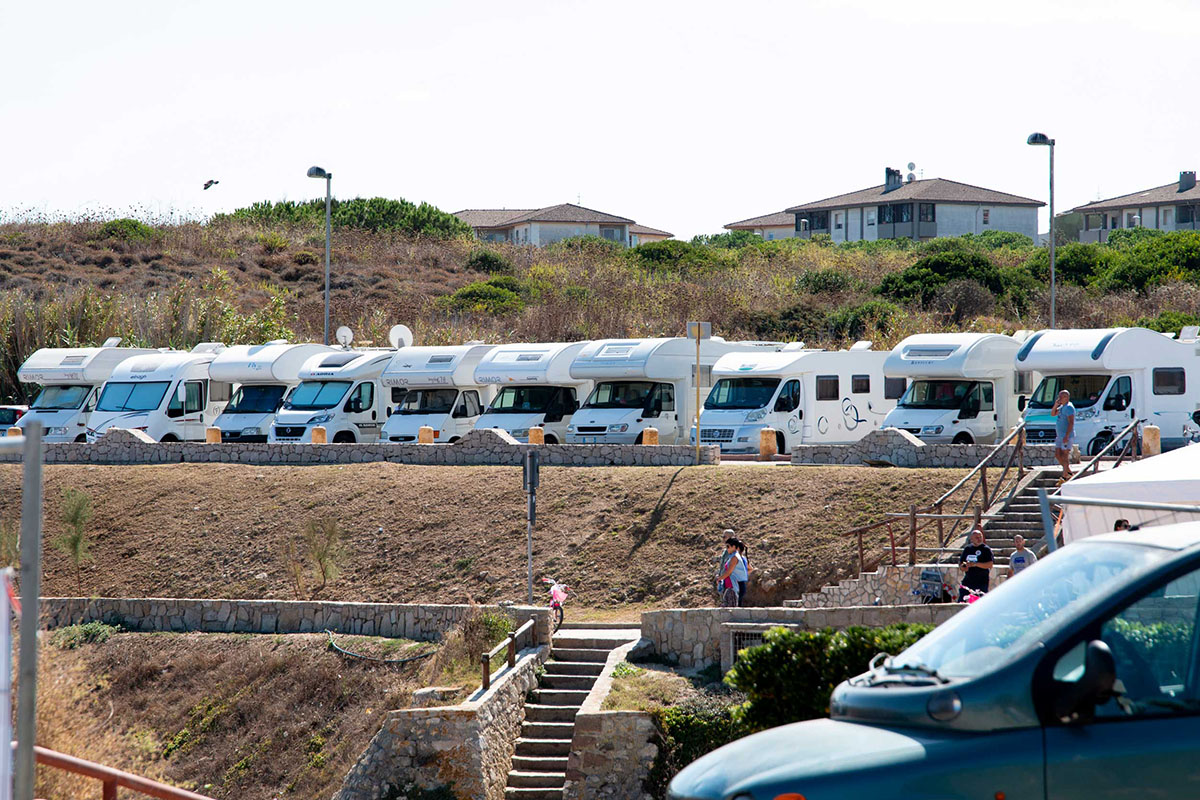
[474,342,592,444]
[379,344,497,442]
[209,342,337,442]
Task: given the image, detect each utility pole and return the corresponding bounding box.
[523,450,540,603]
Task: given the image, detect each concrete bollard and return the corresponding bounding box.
[642,427,659,445]
[417,426,435,444]
[205,427,221,444]
[527,426,545,445]
[6,427,20,438]
[1143,425,1161,456]
[758,427,778,461]
[311,426,327,444]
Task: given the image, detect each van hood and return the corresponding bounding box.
[274,408,330,425]
[18,409,77,426]
[87,411,149,436]
[383,412,451,436]
[478,411,544,432]
[572,407,641,427]
[699,408,763,425]
[883,407,956,429]
[213,411,273,432]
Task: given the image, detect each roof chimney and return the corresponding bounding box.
[1180,171,1197,192]
[884,167,903,192]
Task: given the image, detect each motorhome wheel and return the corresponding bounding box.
[776,431,786,455]
[952,432,973,444]
[160,434,178,442]
[333,431,356,444]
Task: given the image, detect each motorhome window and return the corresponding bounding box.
[979,382,994,412]
[285,380,352,410]
[851,375,870,394]
[347,382,374,411]
[30,384,90,410]
[1153,368,1185,395]
[489,386,557,413]
[1015,371,1033,395]
[96,381,170,412]
[584,382,655,409]
[704,378,780,410]
[884,377,907,400]
[209,381,231,403]
[653,383,675,413]
[319,354,359,368]
[168,382,205,414]
[776,380,801,413]
[1103,376,1132,410]
[225,384,287,414]
[398,388,458,414]
[391,387,408,404]
[691,364,714,386]
[898,380,976,410]
[464,391,482,417]
[1029,375,1109,409]
[815,376,839,402]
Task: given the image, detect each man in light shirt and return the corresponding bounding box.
[1006,534,1038,577]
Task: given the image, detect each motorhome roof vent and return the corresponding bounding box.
[319,353,359,368]
[850,340,874,351]
[427,355,454,364]
[102,336,122,347]
[904,346,957,359]
[1180,325,1200,342]
[59,355,86,366]
[782,341,807,351]
[516,353,543,362]
[598,345,635,357]
[191,342,226,354]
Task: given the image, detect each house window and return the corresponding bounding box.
[1153,368,1186,395]
[816,375,839,402]
[851,374,870,394]
[1179,205,1195,225]
[877,205,894,224]
[1126,212,1139,228]
[894,203,912,223]
[1111,215,1120,228]
[835,213,843,230]
[1163,208,1174,228]
[600,226,622,242]
[867,211,876,226]
[884,377,907,400]
[982,209,991,225]
[919,203,936,222]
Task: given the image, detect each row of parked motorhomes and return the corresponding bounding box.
[12,326,1200,455]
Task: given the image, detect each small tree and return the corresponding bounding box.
[56,489,94,595]
[283,518,346,599]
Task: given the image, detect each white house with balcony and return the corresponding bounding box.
[454,203,671,247]
[1070,171,1200,243]
[780,168,1042,243]
[723,211,796,240]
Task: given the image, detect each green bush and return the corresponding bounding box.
[443,282,525,315]
[1026,242,1114,286]
[690,230,761,249]
[740,301,824,342]
[914,247,1002,293]
[996,264,1043,314]
[630,240,732,274]
[963,230,1035,250]
[51,621,119,649]
[795,268,859,294]
[1105,227,1166,249]
[546,235,625,256]
[646,695,745,800]
[291,250,320,266]
[466,248,512,274]
[98,218,158,242]
[725,624,932,732]
[213,197,471,238]
[1135,309,1200,334]
[824,300,899,339]
[877,265,943,304]
[838,238,916,254]
[256,231,289,254]
[1096,231,1200,292]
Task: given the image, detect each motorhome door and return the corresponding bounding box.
[167,381,207,440]
[775,379,802,446]
[346,381,380,441]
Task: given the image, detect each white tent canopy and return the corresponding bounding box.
[1058,443,1200,543]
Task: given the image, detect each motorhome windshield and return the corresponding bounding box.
[285,380,351,410]
[705,378,780,410]
[584,381,656,410]
[898,380,977,410]
[398,389,457,415]
[96,381,170,413]
[30,384,90,410]
[1029,375,1109,410]
[488,386,557,414]
[225,384,287,414]
[889,542,1166,679]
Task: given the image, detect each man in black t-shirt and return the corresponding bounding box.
[958,528,994,602]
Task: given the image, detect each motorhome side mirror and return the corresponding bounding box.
[452,406,467,419]
[960,403,980,419]
[166,405,183,419]
[774,397,789,413]
[1193,410,1200,426]
[1018,396,1027,412]
[349,399,364,413]
[386,406,393,417]
[1053,640,1117,723]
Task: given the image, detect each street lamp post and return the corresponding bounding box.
[1026,133,1055,328]
[307,166,333,345]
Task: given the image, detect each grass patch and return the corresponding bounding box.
[602,663,692,712]
[51,622,119,649]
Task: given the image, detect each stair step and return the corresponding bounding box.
[552,636,632,650]
[522,721,576,739]
[546,660,605,676]
[505,788,563,800]
[531,689,590,706]
[540,674,596,691]
[550,647,611,663]
[524,704,581,722]
[512,755,569,772]
[507,770,567,789]
[514,737,572,757]
[557,621,640,630]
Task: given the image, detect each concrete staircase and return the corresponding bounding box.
[504,631,633,800]
[975,467,1062,564]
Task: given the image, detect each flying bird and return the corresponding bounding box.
[203,179,219,190]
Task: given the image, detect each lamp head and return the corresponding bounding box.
[1026,132,1054,146]
[307,166,330,179]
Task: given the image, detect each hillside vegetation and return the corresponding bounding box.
[3,201,1199,401]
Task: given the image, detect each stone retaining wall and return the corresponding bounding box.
[334,645,549,800]
[0,427,719,467]
[791,428,1057,468]
[641,604,962,669]
[42,597,552,645]
[795,564,975,608]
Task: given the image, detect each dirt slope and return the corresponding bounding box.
[0,463,965,610]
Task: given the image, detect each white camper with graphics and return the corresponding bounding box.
[695,342,897,454]
[474,342,592,444]
[86,343,230,442]
[1017,326,1200,454]
[566,337,782,444]
[268,350,394,443]
[16,339,158,442]
[209,342,337,442]
[882,332,1035,444]
[379,344,498,442]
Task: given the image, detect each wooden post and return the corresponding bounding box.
[887,521,897,567]
[103,779,117,800]
[507,631,517,669]
[935,501,945,548]
[908,504,917,565]
[980,465,989,509]
[1017,428,1026,479]
[857,529,865,574]
[481,653,491,691]
[973,507,982,528]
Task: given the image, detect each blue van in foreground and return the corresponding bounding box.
[669,524,1200,799]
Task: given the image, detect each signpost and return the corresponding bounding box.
[687,322,711,466]
[523,450,540,603]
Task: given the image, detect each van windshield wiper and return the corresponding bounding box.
[859,653,949,686]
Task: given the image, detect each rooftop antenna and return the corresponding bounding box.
[577,193,581,205]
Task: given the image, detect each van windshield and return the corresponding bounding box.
[584,381,656,410]
[31,384,90,410]
[96,381,170,412]
[898,380,976,410]
[398,389,458,415]
[225,384,287,414]
[285,380,351,410]
[487,386,556,414]
[889,542,1168,679]
[1029,375,1109,410]
[705,378,780,410]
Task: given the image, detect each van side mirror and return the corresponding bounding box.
[1018,395,1027,412]
[452,406,467,419]
[176,384,186,403]
[774,396,790,413]
[1192,410,1200,426]
[349,399,364,413]
[959,402,980,420]
[166,405,183,419]
[1054,640,1117,723]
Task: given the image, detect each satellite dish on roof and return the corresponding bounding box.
[907,162,916,171]
[906,173,916,183]
[335,326,354,347]
[388,324,414,349]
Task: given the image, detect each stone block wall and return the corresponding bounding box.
[790,428,1058,468]
[0,427,719,467]
[334,645,549,800]
[793,564,1011,609]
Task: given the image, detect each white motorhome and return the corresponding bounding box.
[882,332,1036,444]
[379,344,498,442]
[1016,326,1200,454]
[695,342,897,454]
[86,343,230,442]
[565,337,781,444]
[209,342,337,442]
[16,339,158,442]
[268,350,394,443]
[474,342,592,444]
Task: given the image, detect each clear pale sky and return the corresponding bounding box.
[2,0,1196,239]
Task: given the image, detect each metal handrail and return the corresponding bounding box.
[31,744,215,800]
[1062,418,1143,487]
[481,616,537,691]
[932,421,1027,506]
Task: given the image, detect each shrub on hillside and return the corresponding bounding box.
[824,300,899,339]
[292,250,320,265]
[214,197,471,238]
[256,231,289,254]
[443,281,525,315]
[1097,230,1200,293]
[646,695,746,800]
[98,218,158,242]
[876,266,942,304]
[546,235,625,256]
[466,248,512,274]
[1105,227,1166,249]
[630,240,732,274]
[914,246,1002,293]
[961,230,1035,250]
[795,268,860,294]
[996,264,1043,315]
[725,624,932,732]
[1135,309,1200,334]
[1026,242,1114,286]
[739,301,824,343]
[931,279,995,324]
[690,230,761,249]
[838,237,916,254]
